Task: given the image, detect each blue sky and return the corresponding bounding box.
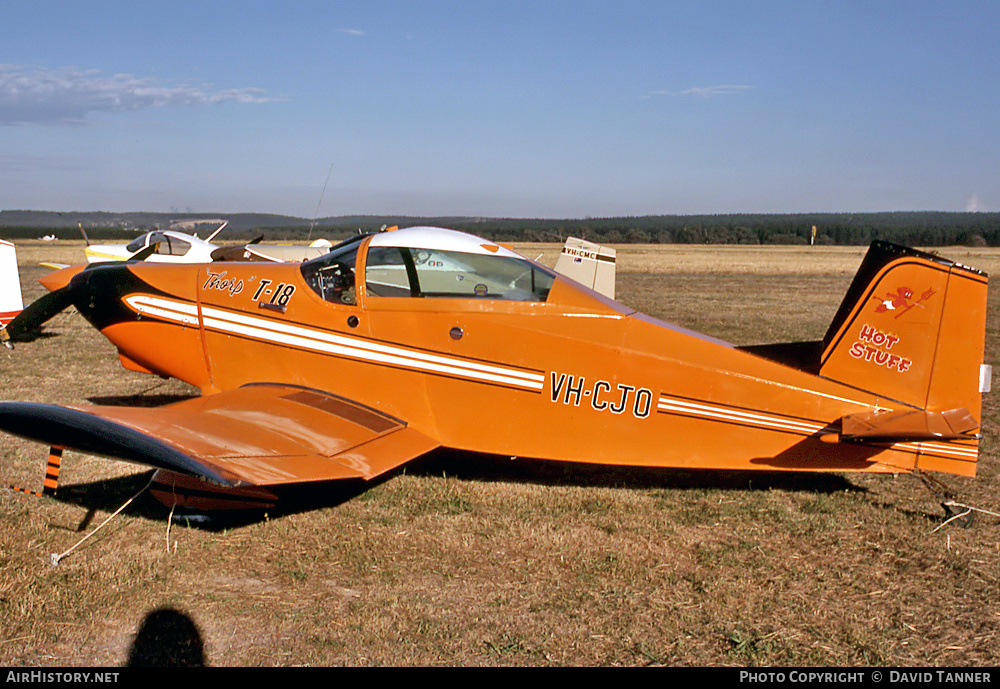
[2,1,998,217]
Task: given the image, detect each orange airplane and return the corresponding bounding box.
[0,227,990,512]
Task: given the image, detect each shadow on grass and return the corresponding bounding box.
[125,607,206,667]
[45,469,389,531]
[46,448,961,531]
[86,393,197,407]
[407,451,958,524]
[4,330,59,344]
[404,448,863,494]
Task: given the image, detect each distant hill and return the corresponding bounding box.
[0,210,486,241]
[2,209,999,246]
[0,210,311,236]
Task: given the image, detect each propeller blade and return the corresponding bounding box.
[210,245,248,262]
[210,237,267,262]
[129,242,160,262]
[1,287,76,342]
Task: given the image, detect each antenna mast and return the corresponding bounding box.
[308,163,334,242]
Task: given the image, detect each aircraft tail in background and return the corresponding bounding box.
[0,240,23,328]
[554,237,617,300]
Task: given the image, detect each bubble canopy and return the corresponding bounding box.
[301,226,556,303]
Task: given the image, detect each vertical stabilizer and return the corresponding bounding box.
[554,237,617,299]
[821,242,988,421]
[0,240,23,327]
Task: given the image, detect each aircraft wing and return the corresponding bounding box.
[0,384,438,487]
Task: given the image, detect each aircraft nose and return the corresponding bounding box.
[69,263,143,331]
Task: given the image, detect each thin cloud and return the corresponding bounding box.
[646,84,755,98]
[0,64,276,125]
[336,29,365,36]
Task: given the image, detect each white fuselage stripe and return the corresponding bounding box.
[895,441,978,460]
[657,395,978,460]
[657,396,826,435]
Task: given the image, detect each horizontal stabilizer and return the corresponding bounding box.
[839,407,980,442]
[0,384,439,488]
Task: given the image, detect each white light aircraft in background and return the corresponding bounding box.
[83,219,231,263]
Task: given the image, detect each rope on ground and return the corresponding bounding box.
[50,473,156,566]
[931,500,1000,533]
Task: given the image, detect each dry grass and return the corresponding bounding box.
[1,239,999,666]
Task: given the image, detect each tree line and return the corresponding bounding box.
[2,211,999,246]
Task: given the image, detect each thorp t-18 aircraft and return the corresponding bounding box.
[0,226,990,512]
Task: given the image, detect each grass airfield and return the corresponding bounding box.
[1,239,999,667]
